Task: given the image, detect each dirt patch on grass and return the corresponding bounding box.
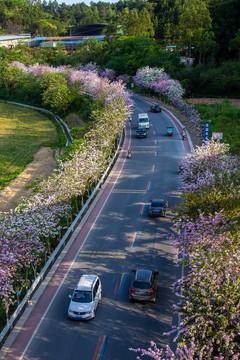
[0,147,57,214]
[186,98,240,107]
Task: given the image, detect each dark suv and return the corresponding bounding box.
[129,269,159,302]
[151,104,161,113]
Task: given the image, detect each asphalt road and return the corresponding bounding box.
[3,95,188,360]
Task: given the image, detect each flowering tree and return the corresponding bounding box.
[116,74,130,85]
[133,66,202,135]
[0,238,18,322]
[100,68,116,80]
[178,140,240,219]
[77,62,100,72]
[0,62,132,326]
[133,66,166,89]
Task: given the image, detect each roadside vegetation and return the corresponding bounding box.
[0,64,132,332]
[194,101,240,154]
[0,61,240,359]
[0,102,58,190]
[0,0,239,356]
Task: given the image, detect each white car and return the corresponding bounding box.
[137,113,150,129]
[68,274,101,320]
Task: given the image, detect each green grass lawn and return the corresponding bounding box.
[195,101,240,155]
[0,101,58,190]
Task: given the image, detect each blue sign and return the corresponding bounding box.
[204,121,210,141]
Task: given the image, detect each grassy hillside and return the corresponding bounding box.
[0,102,58,190]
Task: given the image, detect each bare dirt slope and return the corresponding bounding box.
[0,147,56,214]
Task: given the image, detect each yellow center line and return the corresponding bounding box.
[79,251,127,259]
[112,189,146,193]
[132,150,160,153]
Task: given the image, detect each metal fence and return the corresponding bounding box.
[7,102,73,146]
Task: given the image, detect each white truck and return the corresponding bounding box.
[137,113,150,129]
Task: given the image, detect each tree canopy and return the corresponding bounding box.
[0,0,239,63]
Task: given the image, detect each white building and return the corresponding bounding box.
[0,34,31,48]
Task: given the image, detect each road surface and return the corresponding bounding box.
[3,95,189,360]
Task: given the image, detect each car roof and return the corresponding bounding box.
[135,269,152,281]
[151,199,165,204]
[76,274,98,291]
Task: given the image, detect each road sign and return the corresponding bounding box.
[212,132,223,140]
[204,121,210,140]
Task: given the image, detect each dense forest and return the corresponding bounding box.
[0,0,239,63]
[0,0,239,97]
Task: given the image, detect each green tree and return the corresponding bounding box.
[177,0,212,58]
[208,0,240,61]
[40,72,75,113]
[119,7,154,37]
[229,29,240,60]
[72,39,109,67]
[0,61,22,97]
[194,30,219,64]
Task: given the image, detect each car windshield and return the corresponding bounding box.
[151,201,164,207]
[72,290,92,303]
[133,281,151,290]
[139,118,148,123]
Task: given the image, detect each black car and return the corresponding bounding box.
[151,104,161,113]
[149,199,168,217]
[136,127,147,138]
[129,269,159,302]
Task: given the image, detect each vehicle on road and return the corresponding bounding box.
[136,127,147,138]
[182,128,186,140]
[137,113,150,129]
[68,274,101,320]
[167,126,173,136]
[149,199,168,217]
[129,269,159,302]
[127,148,132,158]
[151,104,161,113]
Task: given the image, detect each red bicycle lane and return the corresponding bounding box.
[3,123,131,360]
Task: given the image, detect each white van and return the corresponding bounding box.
[137,113,150,129]
[68,274,101,320]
